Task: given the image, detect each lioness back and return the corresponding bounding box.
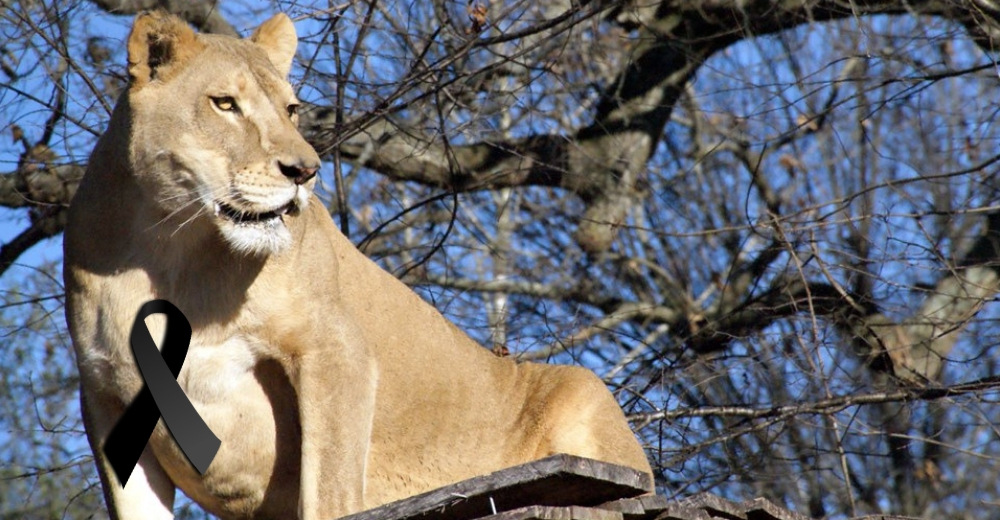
[325,214,653,503]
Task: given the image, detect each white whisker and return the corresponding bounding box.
[145,197,203,234]
[144,178,231,234]
[171,204,209,237]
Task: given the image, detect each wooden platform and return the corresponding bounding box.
[341,454,652,520]
[339,454,919,520]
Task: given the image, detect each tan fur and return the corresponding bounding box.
[64,11,652,520]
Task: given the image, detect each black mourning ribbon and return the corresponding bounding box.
[104,299,221,487]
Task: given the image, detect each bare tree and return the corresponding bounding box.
[3,0,1000,517]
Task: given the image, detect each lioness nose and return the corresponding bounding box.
[279,161,318,185]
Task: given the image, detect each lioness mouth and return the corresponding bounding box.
[215,200,297,225]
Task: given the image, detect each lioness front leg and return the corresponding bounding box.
[285,332,377,519]
[80,383,176,520]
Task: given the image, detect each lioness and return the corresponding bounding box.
[64,11,652,520]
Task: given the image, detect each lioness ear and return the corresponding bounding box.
[127,11,203,89]
[250,13,297,77]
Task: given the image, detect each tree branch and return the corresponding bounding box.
[317,0,1000,254]
[848,211,1000,382]
[0,165,85,210]
[0,211,65,277]
[632,374,1000,425]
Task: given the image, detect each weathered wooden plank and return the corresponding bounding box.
[597,497,645,516]
[478,505,623,520]
[739,498,812,520]
[656,493,745,520]
[674,493,746,520]
[635,494,669,517]
[598,494,671,520]
[341,454,651,520]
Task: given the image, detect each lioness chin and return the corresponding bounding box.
[63,11,653,520]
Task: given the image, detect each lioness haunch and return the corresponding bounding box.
[64,11,653,520]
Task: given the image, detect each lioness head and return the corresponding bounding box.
[125,12,321,255]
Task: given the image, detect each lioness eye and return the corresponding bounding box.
[286,104,299,118]
[211,96,239,113]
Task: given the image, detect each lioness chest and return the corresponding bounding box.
[149,335,302,517]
